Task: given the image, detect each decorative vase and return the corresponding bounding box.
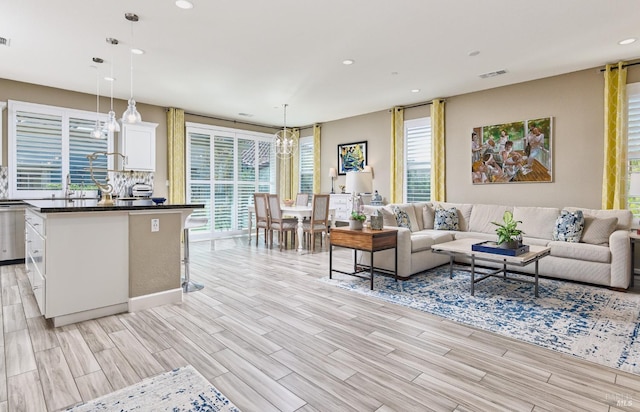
[349,220,363,230]
[501,239,520,249]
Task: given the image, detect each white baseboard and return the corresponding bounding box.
[51,303,129,327]
[128,288,183,312]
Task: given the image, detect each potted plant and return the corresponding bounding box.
[349,210,366,230]
[491,211,524,249]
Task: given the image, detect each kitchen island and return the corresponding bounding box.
[24,198,204,327]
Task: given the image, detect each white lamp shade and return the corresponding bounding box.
[630,173,640,196]
[329,167,337,178]
[345,171,372,194]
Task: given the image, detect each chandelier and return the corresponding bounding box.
[274,103,297,158]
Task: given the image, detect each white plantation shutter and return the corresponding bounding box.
[186,124,275,239]
[69,117,108,187]
[15,110,63,191]
[188,132,211,233]
[10,101,112,197]
[404,117,432,202]
[299,136,314,194]
[628,83,640,215]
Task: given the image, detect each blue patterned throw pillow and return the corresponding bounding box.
[434,207,459,230]
[553,209,584,242]
[392,206,413,230]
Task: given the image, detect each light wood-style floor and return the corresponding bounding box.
[1,234,640,411]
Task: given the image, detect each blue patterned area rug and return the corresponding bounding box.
[320,266,640,375]
[67,365,240,411]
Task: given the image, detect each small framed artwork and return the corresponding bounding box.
[337,141,367,175]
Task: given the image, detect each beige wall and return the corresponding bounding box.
[318,65,640,209]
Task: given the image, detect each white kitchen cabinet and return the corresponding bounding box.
[119,121,158,171]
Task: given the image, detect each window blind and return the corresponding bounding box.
[299,136,314,194]
[405,118,432,202]
[628,83,640,215]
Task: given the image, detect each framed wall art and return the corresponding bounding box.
[337,141,367,175]
[472,117,552,184]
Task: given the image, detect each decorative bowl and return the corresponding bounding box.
[151,197,166,205]
[283,199,295,206]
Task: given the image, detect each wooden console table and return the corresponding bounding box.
[329,227,398,290]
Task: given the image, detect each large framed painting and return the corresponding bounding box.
[338,141,367,175]
[471,117,552,184]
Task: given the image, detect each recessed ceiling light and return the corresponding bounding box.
[468,50,480,57]
[618,38,637,45]
[411,89,420,93]
[175,0,194,9]
[342,59,355,65]
[238,112,253,117]
[104,76,115,82]
[131,48,145,55]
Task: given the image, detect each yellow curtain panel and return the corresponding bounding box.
[313,124,321,193]
[431,99,446,202]
[602,62,628,210]
[390,106,404,203]
[167,108,185,204]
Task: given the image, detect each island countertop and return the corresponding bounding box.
[24,199,204,213]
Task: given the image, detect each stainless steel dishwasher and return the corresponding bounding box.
[0,202,26,264]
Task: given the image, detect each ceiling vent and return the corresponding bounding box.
[479,69,507,79]
[0,37,10,47]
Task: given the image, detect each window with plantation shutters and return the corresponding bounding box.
[628,83,640,216]
[186,123,275,239]
[8,101,111,198]
[299,135,314,195]
[404,117,432,202]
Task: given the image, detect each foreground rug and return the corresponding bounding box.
[321,266,640,375]
[68,365,241,411]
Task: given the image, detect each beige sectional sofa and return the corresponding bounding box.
[360,202,633,289]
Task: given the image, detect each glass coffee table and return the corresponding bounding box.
[431,238,551,297]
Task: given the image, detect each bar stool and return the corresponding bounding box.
[182,215,208,293]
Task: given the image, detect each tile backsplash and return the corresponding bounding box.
[110,171,154,197]
[0,167,7,199]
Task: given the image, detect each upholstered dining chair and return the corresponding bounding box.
[295,193,309,206]
[253,193,270,246]
[266,194,298,251]
[302,194,330,252]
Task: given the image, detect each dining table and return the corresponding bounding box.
[247,204,335,252]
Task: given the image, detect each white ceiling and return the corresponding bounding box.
[1,0,639,128]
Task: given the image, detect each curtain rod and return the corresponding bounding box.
[599,61,640,72]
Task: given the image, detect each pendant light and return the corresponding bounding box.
[104,37,120,133]
[274,104,297,159]
[90,59,105,139]
[121,12,142,124]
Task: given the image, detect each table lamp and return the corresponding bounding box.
[329,167,338,194]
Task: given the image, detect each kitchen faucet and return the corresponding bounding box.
[64,173,74,199]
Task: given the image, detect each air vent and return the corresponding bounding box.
[0,37,10,47]
[479,69,507,79]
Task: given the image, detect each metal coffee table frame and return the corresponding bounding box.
[431,239,550,297]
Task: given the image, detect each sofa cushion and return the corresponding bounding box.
[581,216,618,245]
[392,205,418,232]
[433,202,473,231]
[512,206,560,240]
[409,202,429,230]
[380,206,398,227]
[468,204,514,234]
[434,207,459,230]
[411,230,456,252]
[422,204,435,230]
[552,210,584,242]
[565,206,632,231]
[549,241,611,263]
